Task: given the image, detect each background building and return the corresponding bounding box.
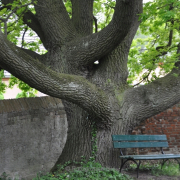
[2,71,46,99]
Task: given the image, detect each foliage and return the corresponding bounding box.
[0,0,42,97]
[0,172,18,180]
[127,161,180,177]
[0,0,39,49]
[0,69,37,98]
[33,162,132,180]
[1,161,180,180]
[152,161,180,176]
[128,0,180,85]
[0,93,4,100]
[0,0,180,93]
[93,0,115,32]
[0,70,7,96]
[9,76,38,98]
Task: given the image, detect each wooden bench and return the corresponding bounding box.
[112,135,180,178]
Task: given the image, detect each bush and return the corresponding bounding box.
[33,162,132,180]
[126,161,180,177]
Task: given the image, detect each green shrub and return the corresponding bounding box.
[0,172,19,180]
[33,162,133,180]
[127,161,180,177]
[152,162,180,177]
[0,172,11,180]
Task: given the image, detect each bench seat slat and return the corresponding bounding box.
[121,154,174,157]
[120,154,180,160]
[113,141,168,148]
[112,135,167,141]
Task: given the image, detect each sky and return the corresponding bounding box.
[143,0,153,3]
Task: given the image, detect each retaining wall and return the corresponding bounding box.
[0,96,67,180]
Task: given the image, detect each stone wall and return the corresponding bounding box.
[0,96,67,180]
[132,102,180,154]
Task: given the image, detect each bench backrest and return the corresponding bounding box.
[112,135,168,148]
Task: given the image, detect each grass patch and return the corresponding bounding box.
[152,162,180,176]
[126,161,180,177]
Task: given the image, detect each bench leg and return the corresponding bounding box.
[136,160,141,178]
[174,159,180,170]
[120,159,124,172]
[161,159,168,169]
[120,159,133,172]
[120,159,140,177]
[161,159,180,170]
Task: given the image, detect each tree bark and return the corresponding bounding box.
[71,0,94,36]
[52,11,141,169]
[2,0,180,171]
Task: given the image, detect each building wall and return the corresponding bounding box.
[132,102,180,154]
[2,78,22,99]
[2,77,46,99]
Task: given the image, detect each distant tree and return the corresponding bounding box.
[0,0,180,169]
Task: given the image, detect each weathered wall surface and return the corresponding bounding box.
[0,96,67,180]
[132,102,180,154]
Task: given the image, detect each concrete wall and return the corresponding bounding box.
[132,102,180,154]
[0,96,67,180]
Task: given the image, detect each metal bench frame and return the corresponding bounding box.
[112,135,180,178]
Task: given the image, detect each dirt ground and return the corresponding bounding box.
[122,169,180,180]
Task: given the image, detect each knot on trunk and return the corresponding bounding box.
[88,114,113,130]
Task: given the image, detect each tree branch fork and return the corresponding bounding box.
[3,0,173,127]
[0,30,113,127]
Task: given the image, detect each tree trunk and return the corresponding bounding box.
[52,101,124,170]
[51,3,141,169]
[2,0,180,173]
[52,23,140,170]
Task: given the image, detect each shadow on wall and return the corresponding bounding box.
[0,96,67,180]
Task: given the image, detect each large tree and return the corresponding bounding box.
[0,0,180,170]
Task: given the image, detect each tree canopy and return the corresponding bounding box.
[129,0,180,85]
[0,0,180,97]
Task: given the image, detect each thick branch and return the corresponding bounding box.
[22,10,46,47]
[71,0,94,36]
[123,59,180,129]
[66,0,143,68]
[93,15,98,33]
[35,0,78,48]
[0,31,111,126]
[174,43,180,67]
[19,47,47,64]
[91,14,141,88]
